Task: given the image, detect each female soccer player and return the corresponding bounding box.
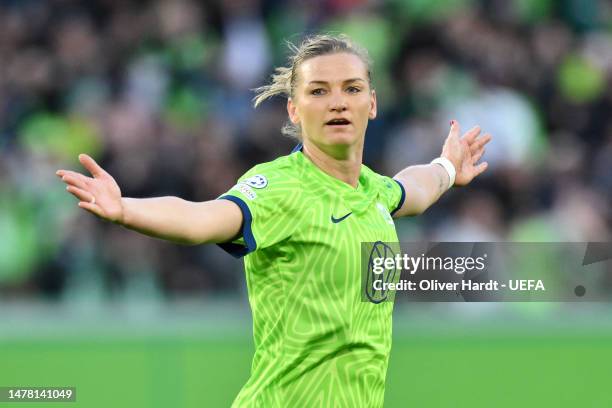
[57,34,490,407]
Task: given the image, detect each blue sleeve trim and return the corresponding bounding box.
[216,195,257,258]
[390,179,406,216]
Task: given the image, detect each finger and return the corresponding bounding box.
[61,173,90,190]
[474,161,488,177]
[472,148,485,164]
[77,201,105,218]
[66,185,94,203]
[57,169,84,180]
[79,154,106,178]
[470,133,492,153]
[462,126,481,144]
[59,169,91,181]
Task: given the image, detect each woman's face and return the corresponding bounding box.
[287,52,377,153]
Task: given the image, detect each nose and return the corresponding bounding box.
[329,91,347,112]
[331,103,347,112]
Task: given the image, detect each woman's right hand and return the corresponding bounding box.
[56,154,124,224]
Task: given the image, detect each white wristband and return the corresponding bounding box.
[431,157,456,189]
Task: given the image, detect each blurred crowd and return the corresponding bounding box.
[1,0,611,300]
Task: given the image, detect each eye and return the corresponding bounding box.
[310,88,326,96]
[346,86,361,94]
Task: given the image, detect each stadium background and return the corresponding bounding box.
[1,0,611,406]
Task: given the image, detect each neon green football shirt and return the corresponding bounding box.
[218,145,405,408]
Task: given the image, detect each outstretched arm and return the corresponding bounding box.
[392,121,491,217]
[56,154,243,245]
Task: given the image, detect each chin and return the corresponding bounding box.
[322,128,360,147]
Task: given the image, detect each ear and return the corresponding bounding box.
[287,98,300,125]
[368,89,377,120]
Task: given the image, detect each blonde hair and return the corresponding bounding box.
[253,34,373,139]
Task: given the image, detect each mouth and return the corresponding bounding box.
[325,118,352,127]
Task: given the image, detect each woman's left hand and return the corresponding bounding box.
[441,120,492,187]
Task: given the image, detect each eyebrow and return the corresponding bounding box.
[307,78,366,86]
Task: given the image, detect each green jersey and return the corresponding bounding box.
[218,145,405,407]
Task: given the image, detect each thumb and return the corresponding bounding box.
[449,120,461,140]
[79,153,106,178]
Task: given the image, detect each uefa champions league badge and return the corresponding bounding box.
[243,175,268,189]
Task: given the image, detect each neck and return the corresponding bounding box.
[301,140,363,188]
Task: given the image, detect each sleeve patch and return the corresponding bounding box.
[243,175,268,189]
[231,183,257,200]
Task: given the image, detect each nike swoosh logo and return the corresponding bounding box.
[331,212,353,223]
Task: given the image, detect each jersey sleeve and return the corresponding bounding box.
[377,174,406,216]
[216,164,300,258]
